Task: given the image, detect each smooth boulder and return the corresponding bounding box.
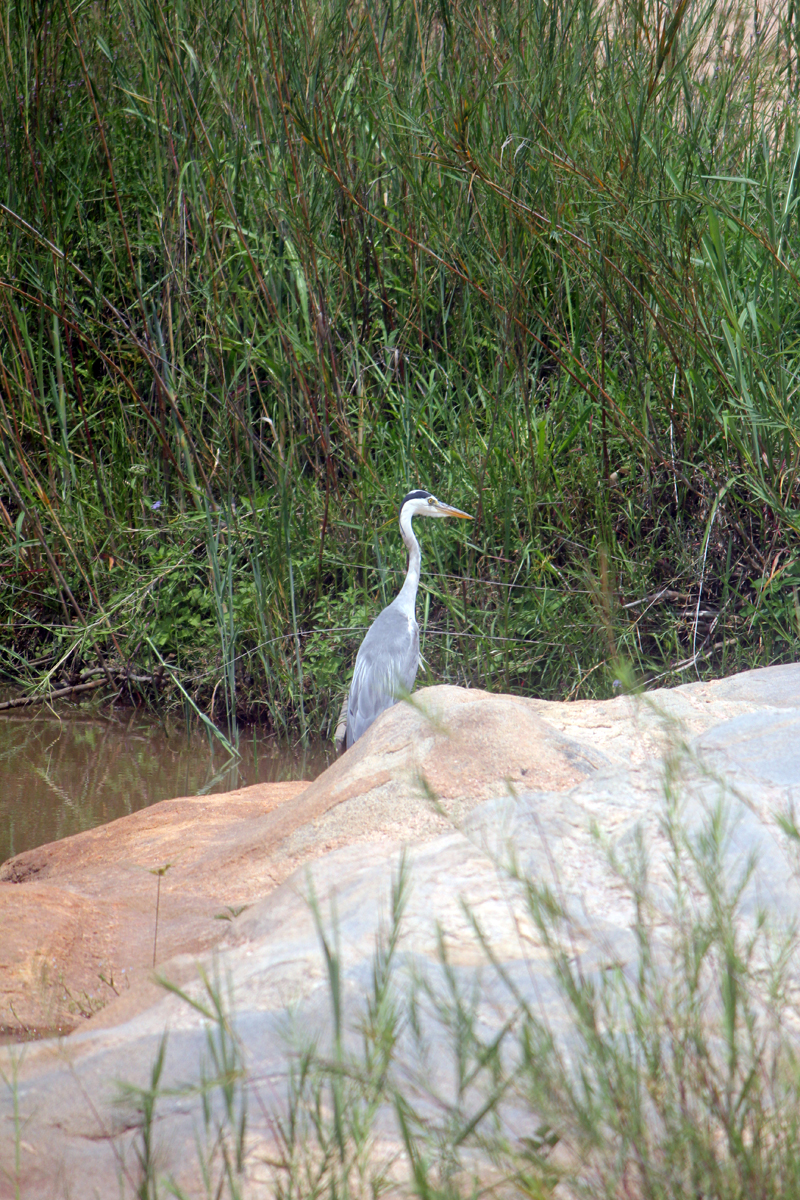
[1,665,799,1198]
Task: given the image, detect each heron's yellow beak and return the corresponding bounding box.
[435,503,473,519]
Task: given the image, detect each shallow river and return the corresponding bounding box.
[0,708,332,865]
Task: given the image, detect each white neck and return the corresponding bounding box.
[395,505,421,616]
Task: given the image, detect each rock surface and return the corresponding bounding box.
[0,780,310,1034]
[1,665,799,1197]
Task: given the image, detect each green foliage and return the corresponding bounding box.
[1,0,799,733]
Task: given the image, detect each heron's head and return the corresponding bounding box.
[399,489,473,522]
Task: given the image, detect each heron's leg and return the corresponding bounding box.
[335,695,348,756]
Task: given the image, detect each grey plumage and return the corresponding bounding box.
[344,490,472,750]
[346,605,419,747]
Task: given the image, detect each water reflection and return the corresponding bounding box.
[0,708,333,864]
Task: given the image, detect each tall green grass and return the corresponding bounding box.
[1,0,798,734]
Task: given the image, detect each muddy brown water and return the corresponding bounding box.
[0,707,333,866]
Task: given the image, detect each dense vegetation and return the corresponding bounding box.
[1,0,799,740]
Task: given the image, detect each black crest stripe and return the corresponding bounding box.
[399,489,432,520]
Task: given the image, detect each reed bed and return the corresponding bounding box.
[1,0,798,737]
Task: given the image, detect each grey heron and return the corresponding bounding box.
[343,489,473,750]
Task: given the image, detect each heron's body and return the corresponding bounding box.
[345,490,472,749]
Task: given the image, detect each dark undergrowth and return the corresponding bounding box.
[1,0,799,741]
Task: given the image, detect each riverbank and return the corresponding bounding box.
[1,0,797,736]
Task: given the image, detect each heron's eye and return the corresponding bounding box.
[427,496,435,505]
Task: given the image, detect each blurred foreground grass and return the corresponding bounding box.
[110,783,800,1199]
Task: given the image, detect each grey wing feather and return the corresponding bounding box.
[346,603,419,747]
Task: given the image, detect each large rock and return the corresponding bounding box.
[0,780,313,1035]
[0,686,610,1036]
[1,666,799,1197]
